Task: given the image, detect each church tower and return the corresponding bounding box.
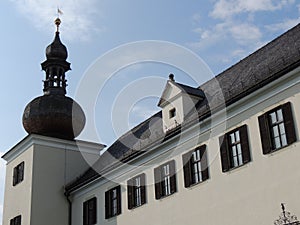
[2,19,105,225]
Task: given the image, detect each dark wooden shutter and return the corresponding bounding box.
[127,179,133,209]
[240,125,251,163]
[154,166,162,199]
[140,173,146,205]
[83,201,88,225]
[182,151,192,188]
[258,113,272,154]
[19,162,24,182]
[219,135,230,172]
[116,186,121,215]
[104,191,110,219]
[10,218,14,225]
[13,167,17,186]
[282,102,296,145]
[169,160,177,194]
[200,145,209,181]
[89,198,97,224]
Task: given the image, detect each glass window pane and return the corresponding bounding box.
[281,134,287,146]
[230,133,235,143]
[233,156,238,167]
[277,109,283,122]
[279,123,286,135]
[270,112,277,124]
[275,137,281,149]
[273,126,279,137]
[238,154,243,166]
[237,144,242,155]
[232,146,237,156]
[235,131,240,142]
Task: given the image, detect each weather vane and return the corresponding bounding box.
[55,7,63,33]
[57,7,63,17]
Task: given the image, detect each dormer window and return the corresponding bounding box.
[158,74,205,133]
[169,108,176,118]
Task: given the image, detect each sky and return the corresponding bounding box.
[0,0,300,223]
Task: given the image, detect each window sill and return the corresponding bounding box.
[105,213,121,220]
[224,161,251,174]
[156,192,177,201]
[186,178,209,189]
[128,203,147,211]
[13,181,24,187]
[267,143,296,156]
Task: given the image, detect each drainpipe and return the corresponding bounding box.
[64,191,72,225]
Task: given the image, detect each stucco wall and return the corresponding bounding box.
[2,146,34,225]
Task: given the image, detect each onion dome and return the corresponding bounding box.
[22,18,85,140]
[45,18,68,60]
[23,95,85,140]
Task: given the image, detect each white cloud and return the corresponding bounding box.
[210,0,294,19]
[190,21,262,50]
[265,17,300,32]
[229,23,262,45]
[10,0,101,41]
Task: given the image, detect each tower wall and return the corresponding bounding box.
[2,135,103,225]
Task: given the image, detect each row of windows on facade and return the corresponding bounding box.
[10,102,296,224]
[82,102,297,225]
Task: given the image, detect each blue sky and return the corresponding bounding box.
[1,0,300,223]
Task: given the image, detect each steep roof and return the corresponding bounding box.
[65,23,300,194]
[158,80,205,107]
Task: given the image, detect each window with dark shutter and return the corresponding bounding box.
[127,173,146,209]
[105,186,121,219]
[154,160,177,199]
[182,145,209,188]
[219,125,251,172]
[13,162,25,186]
[259,102,296,154]
[83,197,97,225]
[10,215,21,225]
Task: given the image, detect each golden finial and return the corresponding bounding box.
[55,17,61,32]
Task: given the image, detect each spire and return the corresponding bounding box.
[22,17,86,140]
[41,18,71,95]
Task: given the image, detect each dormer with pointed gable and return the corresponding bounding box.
[158,74,205,133]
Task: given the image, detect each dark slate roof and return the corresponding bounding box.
[176,82,205,98]
[65,23,300,193]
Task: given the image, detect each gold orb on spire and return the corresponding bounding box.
[55,17,61,32]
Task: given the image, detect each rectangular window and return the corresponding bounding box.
[269,109,287,149]
[182,145,209,188]
[127,173,146,209]
[259,102,296,154]
[10,215,21,225]
[169,108,176,118]
[154,160,176,199]
[105,186,121,219]
[219,125,251,172]
[229,130,243,167]
[83,197,97,225]
[13,162,24,186]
